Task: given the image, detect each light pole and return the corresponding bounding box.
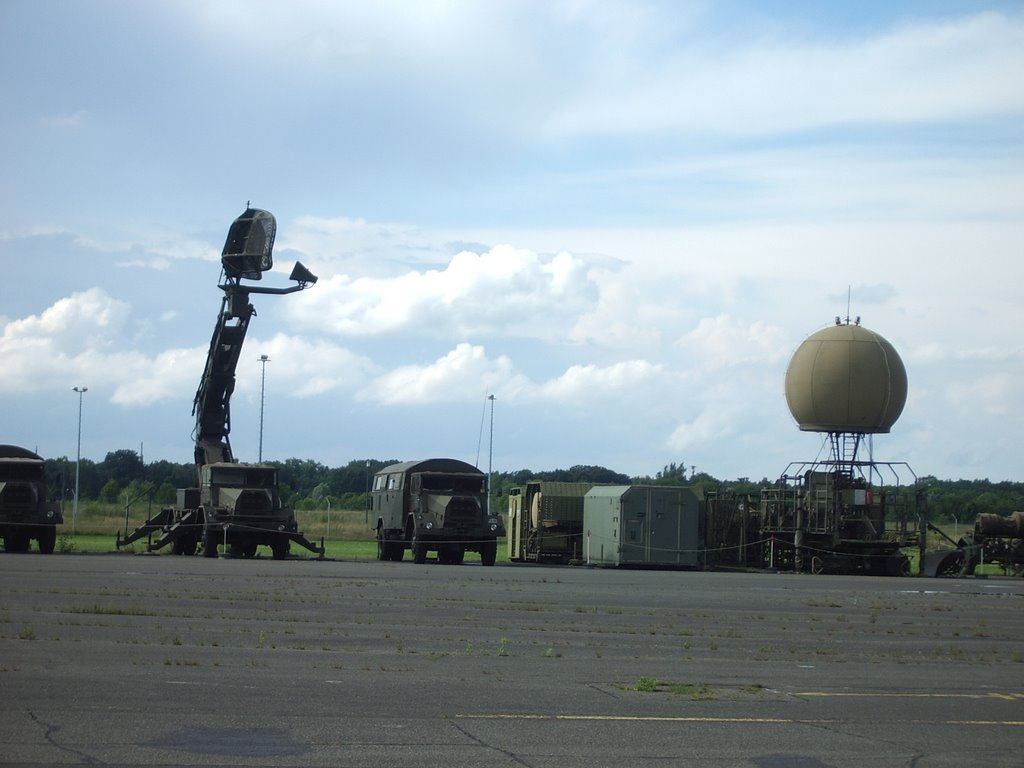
[258,355,270,462]
[487,394,495,516]
[72,386,88,536]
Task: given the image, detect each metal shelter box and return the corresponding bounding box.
[583,485,699,567]
[507,481,593,563]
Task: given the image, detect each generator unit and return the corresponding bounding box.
[507,481,593,564]
[583,485,699,568]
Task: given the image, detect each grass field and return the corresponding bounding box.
[53,504,508,563]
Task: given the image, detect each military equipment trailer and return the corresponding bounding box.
[372,458,504,565]
[0,445,62,554]
[118,462,323,559]
[116,207,322,559]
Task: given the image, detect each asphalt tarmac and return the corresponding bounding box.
[0,553,1021,767]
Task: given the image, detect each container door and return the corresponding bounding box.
[621,491,647,564]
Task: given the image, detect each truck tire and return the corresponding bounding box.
[203,531,218,558]
[412,534,428,564]
[172,537,196,556]
[480,539,497,566]
[37,526,57,555]
[376,529,387,561]
[271,537,289,560]
[5,531,31,553]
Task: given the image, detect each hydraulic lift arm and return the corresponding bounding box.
[191,207,317,479]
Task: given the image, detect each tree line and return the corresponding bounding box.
[41,450,1023,522]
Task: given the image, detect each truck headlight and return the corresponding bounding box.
[424,521,433,530]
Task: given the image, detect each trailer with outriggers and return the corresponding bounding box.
[116,207,323,559]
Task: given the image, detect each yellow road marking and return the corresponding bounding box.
[456,690,1024,726]
[798,692,1024,701]
[457,715,831,723]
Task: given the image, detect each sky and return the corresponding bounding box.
[2,0,1023,483]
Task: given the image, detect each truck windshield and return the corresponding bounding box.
[420,475,483,494]
[209,468,277,487]
[0,462,45,481]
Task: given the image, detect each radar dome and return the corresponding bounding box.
[784,321,907,434]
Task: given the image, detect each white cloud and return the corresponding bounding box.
[235,333,380,399]
[667,406,743,453]
[42,110,89,128]
[110,347,205,406]
[0,290,132,394]
[116,257,172,271]
[290,243,599,340]
[361,343,524,405]
[537,359,663,401]
[676,314,789,371]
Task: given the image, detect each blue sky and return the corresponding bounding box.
[2,1,1022,482]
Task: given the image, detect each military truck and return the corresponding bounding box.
[116,207,323,559]
[0,445,62,554]
[372,458,504,565]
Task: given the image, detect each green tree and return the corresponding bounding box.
[99,479,121,504]
[155,482,176,505]
[102,449,143,487]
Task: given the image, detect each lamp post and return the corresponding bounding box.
[487,394,495,516]
[258,355,270,462]
[72,386,87,536]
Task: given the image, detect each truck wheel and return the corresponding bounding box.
[412,534,428,564]
[271,537,289,560]
[452,546,465,565]
[172,537,191,555]
[203,532,218,558]
[37,526,57,555]
[5,531,31,553]
[376,529,387,561]
[480,539,497,566]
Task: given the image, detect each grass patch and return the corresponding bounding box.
[665,682,715,700]
[633,677,713,698]
[67,603,157,616]
[53,506,509,562]
[635,675,658,692]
